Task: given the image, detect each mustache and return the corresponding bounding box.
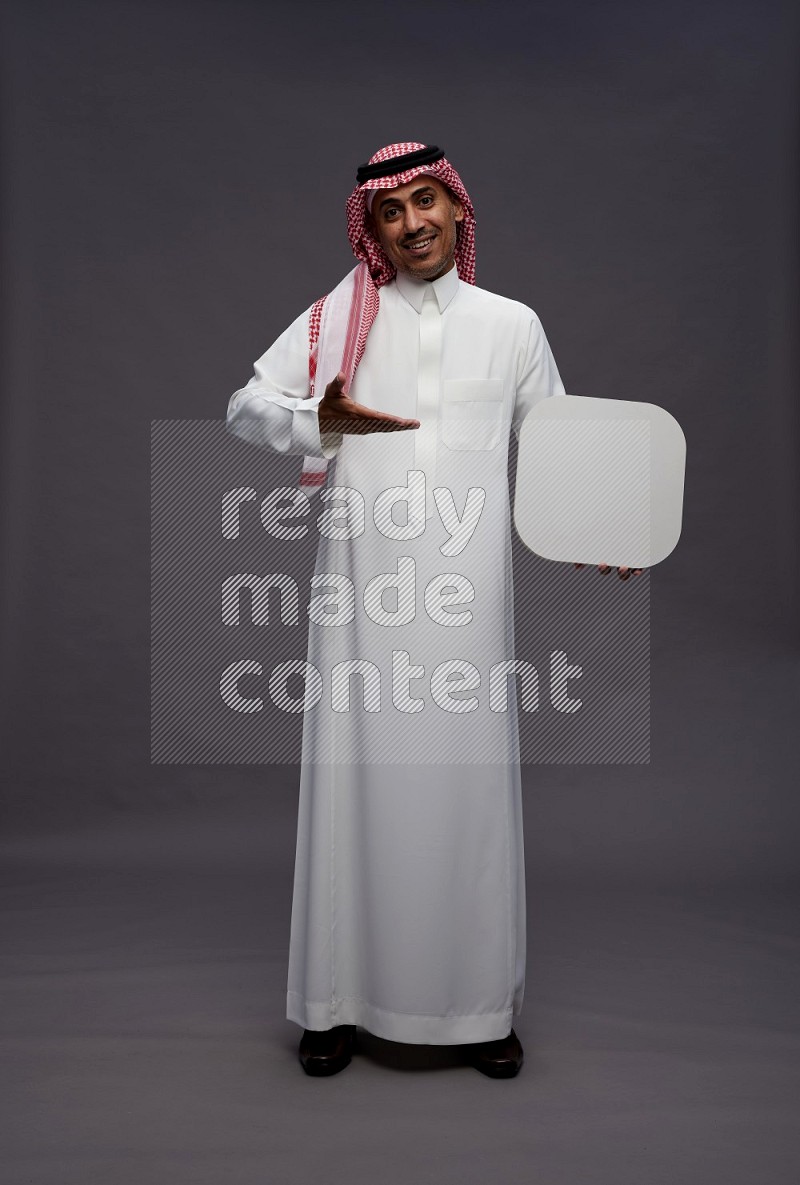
[401,231,437,245]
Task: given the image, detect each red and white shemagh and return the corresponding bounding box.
[299,142,476,490]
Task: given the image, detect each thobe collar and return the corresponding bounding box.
[394,264,460,314]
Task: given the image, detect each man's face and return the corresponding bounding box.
[367,176,464,281]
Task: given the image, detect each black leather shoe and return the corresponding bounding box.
[467,1028,524,1078]
[298,1025,357,1076]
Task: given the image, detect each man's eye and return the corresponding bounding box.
[419,196,434,206]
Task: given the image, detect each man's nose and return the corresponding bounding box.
[403,206,425,234]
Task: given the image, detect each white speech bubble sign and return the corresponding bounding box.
[514,395,686,568]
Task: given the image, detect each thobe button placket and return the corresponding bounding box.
[415,284,441,521]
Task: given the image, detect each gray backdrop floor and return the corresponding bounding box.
[2,805,798,1185]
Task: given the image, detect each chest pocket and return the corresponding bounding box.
[440,380,505,451]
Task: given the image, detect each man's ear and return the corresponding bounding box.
[452,199,465,223]
[365,208,378,236]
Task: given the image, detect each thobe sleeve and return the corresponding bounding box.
[511,308,566,441]
[226,307,343,459]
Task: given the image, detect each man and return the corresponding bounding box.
[227,142,634,1079]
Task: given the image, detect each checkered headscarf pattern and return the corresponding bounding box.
[308,296,325,393]
[308,142,476,394]
[307,269,380,397]
[345,141,476,289]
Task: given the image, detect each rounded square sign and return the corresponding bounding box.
[514,395,686,568]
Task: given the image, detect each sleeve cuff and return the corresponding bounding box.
[292,401,343,459]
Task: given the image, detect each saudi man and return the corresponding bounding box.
[227,142,569,1079]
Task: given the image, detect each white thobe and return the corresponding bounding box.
[227,265,565,1044]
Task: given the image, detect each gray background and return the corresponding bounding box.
[1,0,798,1182]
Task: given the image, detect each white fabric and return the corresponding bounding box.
[227,266,566,1044]
[415,284,441,521]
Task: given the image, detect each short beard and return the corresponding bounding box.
[399,216,457,281]
[411,251,456,281]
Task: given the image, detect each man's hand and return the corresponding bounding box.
[318,373,420,436]
[574,563,644,581]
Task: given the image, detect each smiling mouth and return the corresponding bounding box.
[403,235,436,254]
